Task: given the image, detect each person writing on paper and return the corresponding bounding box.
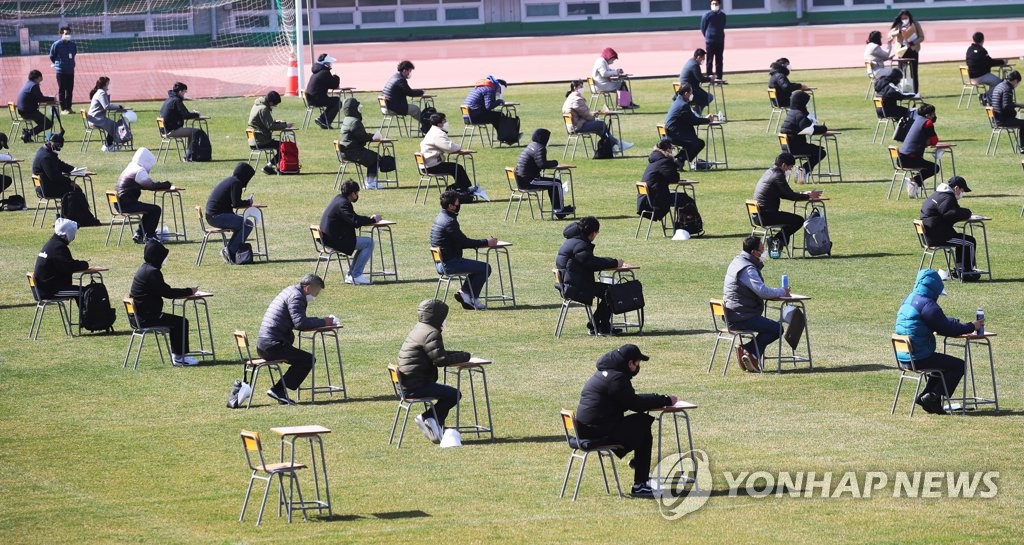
[0,132,12,193]
[888,10,924,93]
[247,90,290,175]
[31,133,100,225]
[159,82,200,149]
[664,83,715,169]
[989,71,1024,154]
[430,190,495,311]
[680,48,715,114]
[780,91,827,182]
[305,53,341,129]
[701,0,726,80]
[894,268,981,415]
[592,48,638,109]
[556,216,622,336]
[257,274,335,405]
[205,162,255,264]
[420,113,476,200]
[723,236,790,372]
[129,240,198,366]
[562,80,633,154]
[639,139,698,236]
[920,176,979,281]
[382,60,425,123]
[514,128,574,219]
[864,30,893,76]
[33,218,88,302]
[874,68,917,121]
[753,153,821,255]
[898,102,939,197]
[338,97,382,189]
[396,299,470,445]
[320,180,380,285]
[87,76,127,152]
[17,70,55,143]
[465,76,515,143]
[575,344,676,498]
[965,32,1006,106]
[116,148,171,244]
[768,58,809,109]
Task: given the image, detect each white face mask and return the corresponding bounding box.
[62,34,71,41]
[711,5,720,11]
[441,121,450,132]
[182,92,189,100]
[902,18,910,25]
[162,257,169,267]
[357,104,362,112]
[954,190,963,200]
[305,294,316,303]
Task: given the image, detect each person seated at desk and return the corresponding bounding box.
[159,82,200,148]
[257,274,336,405]
[894,269,981,414]
[397,298,470,445]
[575,344,676,498]
[664,83,715,169]
[247,90,290,175]
[593,47,638,109]
[87,76,127,152]
[338,97,381,189]
[465,76,517,144]
[116,148,171,244]
[768,58,809,109]
[31,134,100,225]
[556,216,623,336]
[0,132,11,193]
[864,30,893,76]
[780,91,827,182]
[382,60,425,123]
[320,180,381,285]
[562,80,632,154]
[898,103,939,197]
[306,53,341,129]
[966,32,1006,106]
[129,240,198,366]
[514,128,574,218]
[990,71,1024,154]
[17,70,55,143]
[420,113,477,200]
[680,48,715,114]
[430,190,495,311]
[753,153,821,253]
[639,139,698,236]
[34,218,88,302]
[874,68,917,121]
[723,236,790,372]
[205,162,255,264]
[921,176,979,281]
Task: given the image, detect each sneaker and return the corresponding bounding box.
[351,274,371,285]
[415,414,440,443]
[61,109,73,116]
[453,290,475,310]
[262,165,276,175]
[365,178,379,190]
[471,297,487,310]
[427,419,443,443]
[171,354,199,366]
[132,234,145,245]
[916,392,945,415]
[741,353,761,372]
[220,247,233,264]
[267,388,296,405]
[314,118,329,130]
[631,483,655,499]
[736,346,750,371]
[21,130,32,143]
[906,180,919,198]
[619,141,635,152]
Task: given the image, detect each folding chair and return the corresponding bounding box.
[887,146,925,200]
[635,182,672,240]
[246,128,276,168]
[8,102,35,140]
[459,104,492,149]
[194,206,230,266]
[310,225,352,284]
[553,269,597,338]
[26,273,73,339]
[561,114,595,161]
[377,95,410,139]
[122,297,173,370]
[79,109,104,152]
[890,335,957,417]
[912,220,962,278]
[239,430,307,525]
[587,77,616,112]
[31,175,62,228]
[300,91,327,130]
[706,299,760,376]
[156,117,186,163]
[871,96,900,144]
[745,200,791,257]
[233,331,284,409]
[387,364,440,448]
[865,62,879,100]
[985,106,1020,156]
[430,246,469,304]
[777,134,814,183]
[413,152,447,205]
[332,140,364,190]
[766,89,785,134]
[958,66,982,109]
[559,409,623,501]
[503,167,545,222]
[104,191,143,246]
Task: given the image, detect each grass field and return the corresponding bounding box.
[1,61,1022,544]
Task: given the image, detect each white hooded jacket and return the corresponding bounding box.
[115,148,170,204]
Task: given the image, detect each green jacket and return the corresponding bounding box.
[338,97,373,151]
[396,299,470,389]
[247,97,288,147]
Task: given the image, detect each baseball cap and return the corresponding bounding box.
[617,344,650,361]
[947,176,971,192]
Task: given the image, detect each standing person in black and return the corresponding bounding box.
[129,240,198,366]
[768,58,808,109]
[158,82,200,148]
[752,153,821,250]
[639,139,697,233]
[575,344,676,498]
[514,128,574,218]
[205,162,255,264]
[966,32,1006,105]
[16,70,55,142]
[555,216,623,335]
[921,177,978,279]
[898,103,939,195]
[382,60,425,123]
[700,0,726,80]
[779,91,827,182]
[306,53,341,129]
[989,71,1024,154]
[320,180,381,285]
[34,218,88,301]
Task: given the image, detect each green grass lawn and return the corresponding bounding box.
[1,61,1022,544]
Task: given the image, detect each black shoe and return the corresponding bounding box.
[220,247,233,264]
[314,119,329,130]
[587,324,623,336]
[916,392,945,414]
[453,291,475,311]
[267,388,296,405]
[262,165,276,175]
[132,234,145,245]
[631,483,655,499]
[21,130,32,143]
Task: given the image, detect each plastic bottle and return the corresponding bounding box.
[781,274,789,291]
[976,308,984,335]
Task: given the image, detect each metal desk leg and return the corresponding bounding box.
[155,191,187,242]
[363,225,398,282]
[444,365,494,440]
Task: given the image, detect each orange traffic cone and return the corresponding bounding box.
[285,53,298,96]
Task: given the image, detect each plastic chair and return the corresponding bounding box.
[777,133,814,183]
[985,106,1020,157]
[958,66,982,109]
[559,409,623,501]
[332,140,364,190]
[766,89,785,134]
[886,146,925,200]
[706,299,760,375]
[865,61,879,99]
[104,191,144,246]
[745,200,790,257]
[459,104,492,149]
[871,96,900,144]
[233,331,284,409]
[239,430,307,525]
[553,269,597,338]
[194,205,230,266]
[121,297,172,370]
[156,117,186,163]
[310,225,352,285]
[503,167,545,222]
[890,335,957,417]
[387,364,440,449]
[8,102,35,140]
[413,152,447,205]
[635,182,671,240]
[561,114,595,161]
[26,273,73,339]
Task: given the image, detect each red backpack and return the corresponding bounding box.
[278,141,300,174]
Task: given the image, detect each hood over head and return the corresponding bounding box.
[232,162,255,185]
[341,97,361,118]
[790,91,811,112]
[601,47,618,61]
[131,147,156,173]
[912,268,945,300]
[54,217,78,242]
[143,239,169,267]
[531,128,551,146]
[417,298,449,328]
[562,222,584,240]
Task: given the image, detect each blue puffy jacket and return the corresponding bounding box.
[894,269,974,362]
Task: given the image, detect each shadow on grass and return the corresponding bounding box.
[974,193,1022,199]
[640,328,713,337]
[486,303,563,311]
[785,363,890,374]
[694,232,747,240]
[2,302,37,310]
[387,278,440,285]
[372,510,430,520]
[708,484,799,497]
[344,394,395,403]
[256,257,315,265]
[486,434,565,445]
[320,514,365,522]
[820,252,909,260]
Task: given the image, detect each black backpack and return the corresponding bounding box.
[605,279,645,314]
[497,116,521,145]
[60,190,100,226]
[378,154,397,173]
[593,136,614,159]
[675,200,704,237]
[893,113,914,142]
[1,194,25,211]
[185,128,212,162]
[234,242,254,265]
[79,282,116,332]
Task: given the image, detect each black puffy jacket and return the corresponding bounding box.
[780,91,826,147]
[306,62,340,106]
[129,241,192,324]
[920,188,971,245]
[514,129,558,187]
[575,347,671,439]
[989,80,1019,124]
[555,222,617,305]
[769,63,801,108]
[205,162,254,219]
[639,151,680,222]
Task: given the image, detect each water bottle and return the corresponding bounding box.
[976,308,984,335]
[781,274,789,291]
[768,237,782,259]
